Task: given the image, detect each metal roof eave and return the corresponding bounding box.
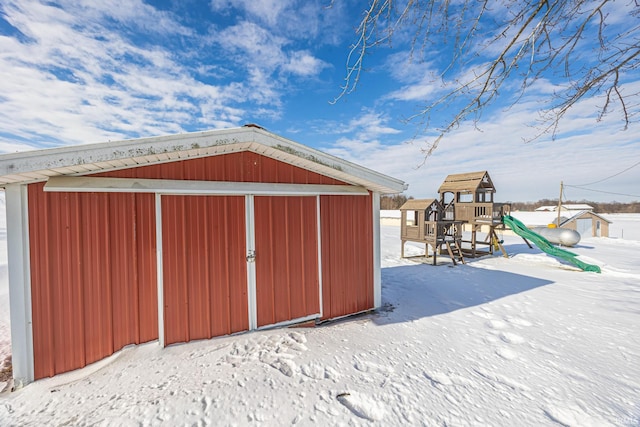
[44,176,370,196]
[0,127,407,194]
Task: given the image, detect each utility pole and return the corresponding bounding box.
[557,181,563,227]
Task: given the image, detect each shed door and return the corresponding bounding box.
[576,218,592,237]
[162,195,249,346]
[254,196,320,327]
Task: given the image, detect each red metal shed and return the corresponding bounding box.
[0,127,406,383]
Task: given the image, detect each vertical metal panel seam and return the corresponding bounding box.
[132,194,140,338]
[180,197,189,342]
[245,195,257,330]
[155,193,165,347]
[53,195,65,372]
[372,192,382,308]
[5,184,35,383]
[203,198,212,338]
[316,195,323,318]
[222,197,231,334]
[183,197,192,342]
[131,194,141,344]
[295,199,303,317]
[73,194,86,369]
[22,185,35,382]
[38,185,54,377]
[284,199,291,321]
[102,195,115,357]
[134,193,158,343]
[265,198,274,325]
[294,199,302,317]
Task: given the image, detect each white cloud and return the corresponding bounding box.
[0,0,325,149]
[387,79,439,102]
[62,0,194,37]
[210,0,348,44]
[211,0,294,28]
[347,112,401,136]
[245,68,282,107]
[385,50,437,84]
[283,51,328,77]
[210,19,328,106]
[322,84,640,202]
[215,21,328,79]
[324,110,401,143]
[0,0,341,153]
[383,51,441,102]
[216,21,287,68]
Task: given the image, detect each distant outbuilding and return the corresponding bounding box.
[512,210,611,238]
[535,204,595,212]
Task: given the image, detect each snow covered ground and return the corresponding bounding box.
[604,214,640,240]
[0,215,639,426]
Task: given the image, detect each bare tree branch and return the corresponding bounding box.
[337,0,640,161]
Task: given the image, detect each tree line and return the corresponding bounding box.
[381,195,640,213]
[380,194,412,210]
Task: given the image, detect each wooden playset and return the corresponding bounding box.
[400,171,511,265]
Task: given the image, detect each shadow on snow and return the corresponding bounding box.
[375,261,553,326]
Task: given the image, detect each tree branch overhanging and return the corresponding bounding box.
[336,0,640,161]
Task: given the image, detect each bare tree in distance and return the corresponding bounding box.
[333,0,640,160]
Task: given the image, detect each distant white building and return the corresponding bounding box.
[380,209,401,226]
[535,204,594,212]
[511,210,611,238]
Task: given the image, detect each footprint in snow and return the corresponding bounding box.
[496,347,518,360]
[471,310,494,319]
[504,316,533,327]
[473,368,531,392]
[424,371,453,386]
[300,363,341,380]
[543,404,613,427]
[485,319,508,330]
[301,363,325,380]
[499,332,525,345]
[336,392,386,421]
[484,335,500,345]
[270,358,298,377]
[354,360,394,376]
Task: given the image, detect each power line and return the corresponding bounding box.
[564,184,640,198]
[570,160,640,186]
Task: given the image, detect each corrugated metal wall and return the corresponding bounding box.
[162,195,248,345]
[320,194,374,320]
[254,196,319,327]
[28,183,157,379]
[99,151,343,185]
[27,151,375,378]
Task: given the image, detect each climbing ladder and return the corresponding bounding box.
[444,240,465,265]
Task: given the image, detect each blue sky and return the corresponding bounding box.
[0,0,639,202]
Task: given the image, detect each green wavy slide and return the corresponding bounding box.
[502,215,601,273]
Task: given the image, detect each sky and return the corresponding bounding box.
[0,0,639,203]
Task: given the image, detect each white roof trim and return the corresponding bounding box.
[44,176,370,196]
[0,127,407,194]
[561,209,612,224]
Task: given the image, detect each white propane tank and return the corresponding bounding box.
[532,226,581,246]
